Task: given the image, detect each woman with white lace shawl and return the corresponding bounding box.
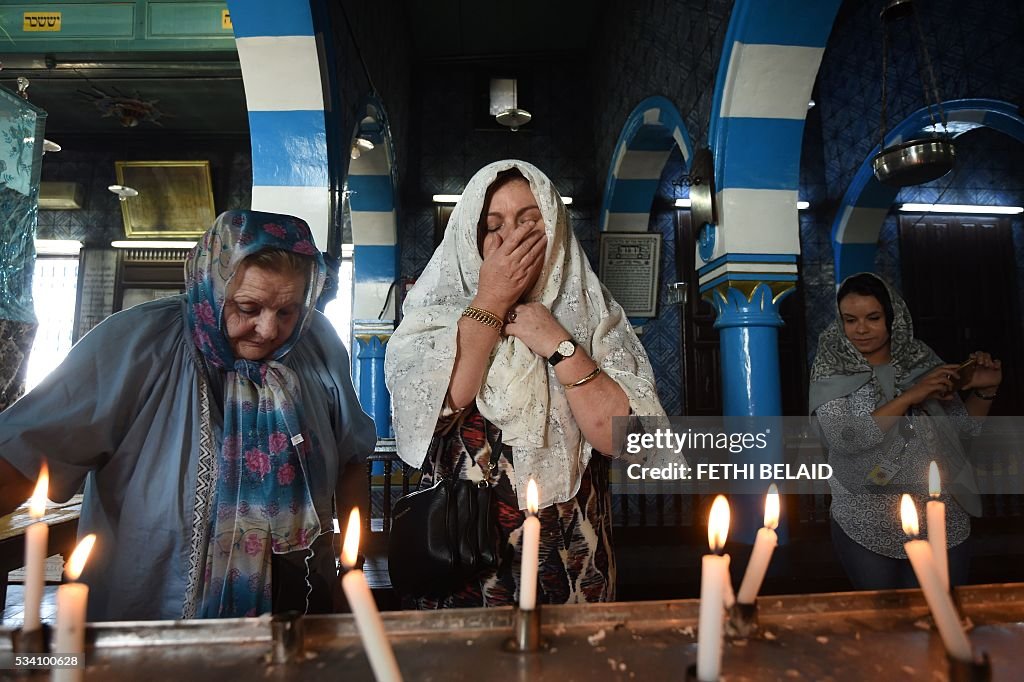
[385,160,665,606]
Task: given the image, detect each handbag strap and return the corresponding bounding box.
[483,431,502,486]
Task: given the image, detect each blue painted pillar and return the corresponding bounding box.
[706,281,793,543]
[352,320,394,442]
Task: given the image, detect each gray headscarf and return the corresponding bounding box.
[809,273,940,414]
[809,272,981,515]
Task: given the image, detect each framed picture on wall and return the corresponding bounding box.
[114,160,216,238]
[598,232,662,318]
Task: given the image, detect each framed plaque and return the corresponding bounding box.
[598,232,662,318]
[114,160,216,238]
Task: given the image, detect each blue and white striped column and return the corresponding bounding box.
[601,96,693,232]
[227,0,331,249]
[348,111,398,440]
[703,0,841,541]
[702,0,841,410]
[832,98,1024,282]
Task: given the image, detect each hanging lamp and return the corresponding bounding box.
[871,0,955,187]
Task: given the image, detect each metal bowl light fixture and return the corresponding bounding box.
[491,78,532,132]
[872,138,955,186]
[108,184,139,202]
[872,0,955,187]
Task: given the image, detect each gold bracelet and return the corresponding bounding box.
[564,366,601,389]
[461,306,503,330]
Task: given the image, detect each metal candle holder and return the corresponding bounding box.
[947,652,991,682]
[12,624,49,654]
[267,611,305,664]
[503,606,545,653]
[726,600,760,639]
[685,662,722,681]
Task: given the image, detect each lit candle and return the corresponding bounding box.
[340,509,402,682]
[737,484,780,604]
[53,534,96,682]
[519,479,541,611]
[22,463,49,632]
[927,462,949,591]
[900,495,972,662]
[697,495,729,682]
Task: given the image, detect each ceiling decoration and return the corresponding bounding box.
[79,85,169,128]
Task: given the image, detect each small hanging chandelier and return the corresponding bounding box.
[872,0,955,187]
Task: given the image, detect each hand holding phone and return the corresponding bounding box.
[949,358,977,392]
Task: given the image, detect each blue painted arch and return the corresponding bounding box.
[831,98,1024,282]
[600,96,694,232]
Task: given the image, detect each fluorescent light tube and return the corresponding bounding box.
[433,194,573,205]
[898,203,1023,215]
[111,240,197,249]
[35,239,82,256]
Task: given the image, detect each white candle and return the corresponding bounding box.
[697,495,730,682]
[519,479,541,611]
[53,534,95,682]
[737,484,780,604]
[900,495,972,662]
[926,462,949,591]
[722,555,735,610]
[23,465,50,632]
[340,509,402,682]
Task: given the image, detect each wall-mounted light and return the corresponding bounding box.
[108,184,138,202]
[111,240,197,249]
[898,203,1023,215]
[350,137,375,160]
[432,194,572,205]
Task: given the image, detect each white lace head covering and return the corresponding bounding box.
[385,159,665,508]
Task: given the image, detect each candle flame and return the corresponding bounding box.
[66,534,96,581]
[900,494,920,538]
[764,483,780,530]
[341,508,360,570]
[527,478,538,515]
[29,463,49,519]
[929,461,941,498]
[707,495,730,553]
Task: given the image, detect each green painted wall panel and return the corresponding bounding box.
[148,2,231,38]
[0,0,235,50]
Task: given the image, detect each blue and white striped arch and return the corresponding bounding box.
[348,101,399,321]
[227,0,331,249]
[832,98,1024,283]
[699,0,842,294]
[601,96,694,232]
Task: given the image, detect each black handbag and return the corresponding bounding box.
[388,438,500,597]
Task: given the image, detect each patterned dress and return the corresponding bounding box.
[411,405,615,608]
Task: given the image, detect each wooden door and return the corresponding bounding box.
[899,214,1022,415]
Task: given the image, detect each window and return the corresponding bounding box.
[322,244,354,351]
[26,256,80,391]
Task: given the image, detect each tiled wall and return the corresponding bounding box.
[35,137,252,246]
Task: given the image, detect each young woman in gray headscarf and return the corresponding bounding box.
[809,272,1002,589]
[386,160,666,607]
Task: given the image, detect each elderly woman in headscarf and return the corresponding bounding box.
[385,160,666,607]
[809,272,1001,590]
[0,210,376,620]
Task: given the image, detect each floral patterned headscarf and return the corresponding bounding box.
[185,210,326,617]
